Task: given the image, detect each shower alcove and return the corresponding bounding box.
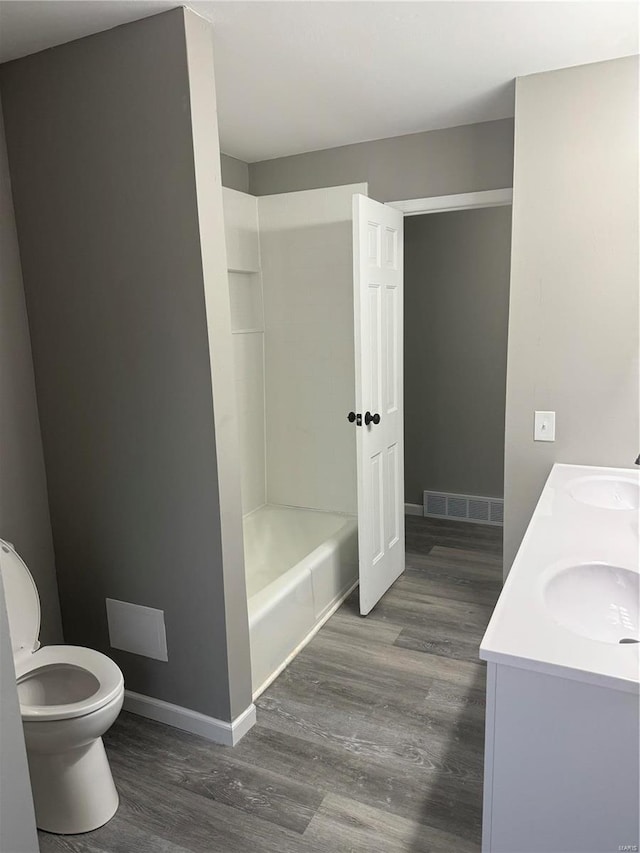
[222,183,366,696]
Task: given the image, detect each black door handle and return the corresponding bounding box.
[364,411,381,426]
[348,412,363,426]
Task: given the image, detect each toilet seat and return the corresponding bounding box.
[16,645,124,722]
[0,538,124,723]
[2,538,125,834]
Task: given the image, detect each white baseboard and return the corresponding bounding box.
[404,502,424,516]
[252,578,359,702]
[123,690,256,746]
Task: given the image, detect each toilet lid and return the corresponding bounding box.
[0,539,40,661]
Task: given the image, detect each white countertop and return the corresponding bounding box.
[480,463,640,693]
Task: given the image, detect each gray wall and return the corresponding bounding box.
[504,56,639,573]
[249,118,514,201]
[0,578,38,853]
[404,207,512,504]
[0,97,62,645]
[0,95,53,853]
[221,153,249,193]
[0,8,252,722]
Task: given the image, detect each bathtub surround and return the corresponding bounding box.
[248,118,514,202]
[259,184,364,515]
[223,184,363,692]
[504,56,640,574]
[0,8,253,737]
[0,99,61,646]
[404,207,512,505]
[224,183,363,518]
[228,280,266,513]
[223,188,266,516]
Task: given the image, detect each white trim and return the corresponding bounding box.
[404,502,424,516]
[386,188,513,216]
[123,691,256,746]
[227,703,257,744]
[252,578,359,701]
[183,10,254,729]
[481,662,498,853]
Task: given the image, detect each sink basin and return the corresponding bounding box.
[567,475,639,510]
[544,563,639,644]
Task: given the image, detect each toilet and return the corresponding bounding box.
[0,539,124,835]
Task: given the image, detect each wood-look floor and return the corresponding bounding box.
[38,517,503,853]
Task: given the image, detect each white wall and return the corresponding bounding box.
[223,188,266,516]
[259,184,366,515]
[504,56,639,573]
[183,9,253,720]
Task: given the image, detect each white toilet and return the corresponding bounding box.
[0,539,125,835]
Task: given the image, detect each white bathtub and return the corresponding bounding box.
[243,504,358,696]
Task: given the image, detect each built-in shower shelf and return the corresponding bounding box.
[423,490,504,526]
[228,270,263,334]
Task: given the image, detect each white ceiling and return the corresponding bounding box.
[0,1,637,163]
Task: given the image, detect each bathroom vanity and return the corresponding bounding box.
[480,464,640,853]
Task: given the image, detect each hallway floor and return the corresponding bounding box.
[38,517,503,853]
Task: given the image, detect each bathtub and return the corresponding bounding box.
[243,504,358,696]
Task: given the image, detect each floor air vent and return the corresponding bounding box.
[423,491,504,527]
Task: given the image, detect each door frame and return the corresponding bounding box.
[385,186,513,517]
[386,187,512,216]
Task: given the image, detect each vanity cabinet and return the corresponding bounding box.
[480,463,640,853]
[482,662,639,853]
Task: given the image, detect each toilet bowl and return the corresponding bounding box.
[0,539,125,834]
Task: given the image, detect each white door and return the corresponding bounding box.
[352,194,405,615]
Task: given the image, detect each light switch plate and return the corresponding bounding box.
[106,598,168,661]
[534,411,556,442]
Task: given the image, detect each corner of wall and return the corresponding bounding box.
[0,93,62,644]
[221,153,250,194]
[183,7,253,721]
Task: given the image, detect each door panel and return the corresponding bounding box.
[385,285,398,413]
[353,194,404,615]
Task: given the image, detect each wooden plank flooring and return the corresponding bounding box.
[38,517,503,853]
